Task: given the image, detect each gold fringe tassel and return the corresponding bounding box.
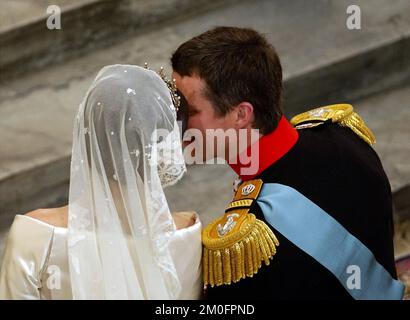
[339,111,376,146]
[203,217,279,287]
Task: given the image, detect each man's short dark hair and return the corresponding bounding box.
[171,26,283,134]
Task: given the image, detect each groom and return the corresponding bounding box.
[171,27,404,300]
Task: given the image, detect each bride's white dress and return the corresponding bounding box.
[0,214,202,300]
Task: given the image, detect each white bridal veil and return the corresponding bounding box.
[67,64,186,299]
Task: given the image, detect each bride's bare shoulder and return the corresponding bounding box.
[25,206,68,228]
[172,211,197,230]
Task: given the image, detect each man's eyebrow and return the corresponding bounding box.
[176,90,190,107]
[176,90,187,103]
[176,89,187,100]
[175,89,198,111]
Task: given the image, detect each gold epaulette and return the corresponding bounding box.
[202,179,279,288]
[290,104,376,146]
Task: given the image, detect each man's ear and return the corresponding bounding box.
[235,102,254,129]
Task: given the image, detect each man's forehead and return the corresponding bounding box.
[173,73,205,100]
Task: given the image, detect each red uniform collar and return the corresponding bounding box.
[228,116,299,181]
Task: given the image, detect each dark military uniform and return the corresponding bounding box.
[203,104,404,300]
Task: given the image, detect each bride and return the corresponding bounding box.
[0,65,202,299]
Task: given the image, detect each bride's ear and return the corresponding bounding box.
[234,102,254,129]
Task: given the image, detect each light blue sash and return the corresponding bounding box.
[257,183,404,300]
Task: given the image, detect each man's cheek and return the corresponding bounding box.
[188,116,202,130]
[186,117,195,130]
[182,118,200,146]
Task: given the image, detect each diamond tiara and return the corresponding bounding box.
[144,62,181,112]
